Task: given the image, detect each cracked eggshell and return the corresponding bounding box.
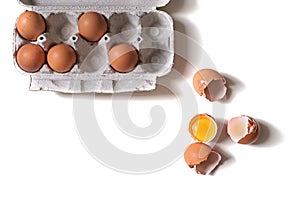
[195,150,222,175]
[227,116,260,144]
[184,142,221,175]
[193,69,227,102]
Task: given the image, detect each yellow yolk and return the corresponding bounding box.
[189,115,217,142]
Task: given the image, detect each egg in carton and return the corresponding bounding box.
[13,0,174,93]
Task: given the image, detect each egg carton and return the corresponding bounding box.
[13,0,174,93]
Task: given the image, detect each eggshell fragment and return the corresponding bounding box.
[16,11,46,41]
[189,114,217,142]
[184,142,222,175]
[227,116,260,144]
[195,150,222,175]
[193,69,227,101]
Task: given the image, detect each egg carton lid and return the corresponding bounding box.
[18,0,170,8]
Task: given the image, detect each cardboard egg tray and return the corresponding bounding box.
[13,0,174,93]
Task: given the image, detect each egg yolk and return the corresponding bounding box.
[189,115,217,142]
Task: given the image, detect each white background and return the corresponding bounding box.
[1,0,299,199]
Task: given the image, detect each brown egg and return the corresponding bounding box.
[184,142,222,175]
[227,116,260,144]
[109,43,139,73]
[47,44,77,73]
[16,43,45,73]
[16,11,46,41]
[78,12,108,42]
[193,69,227,102]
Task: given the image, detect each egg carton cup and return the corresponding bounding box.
[14,0,174,93]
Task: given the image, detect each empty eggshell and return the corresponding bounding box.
[227,116,260,144]
[184,142,222,175]
[193,69,227,102]
[109,43,139,73]
[47,44,77,73]
[195,150,222,175]
[16,11,46,41]
[189,114,218,142]
[16,43,45,73]
[78,12,108,42]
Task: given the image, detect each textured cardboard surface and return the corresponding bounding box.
[19,0,170,8]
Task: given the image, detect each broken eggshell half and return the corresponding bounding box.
[184,142,222,175]
[227,115,260,144]
[193,69,227,102]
